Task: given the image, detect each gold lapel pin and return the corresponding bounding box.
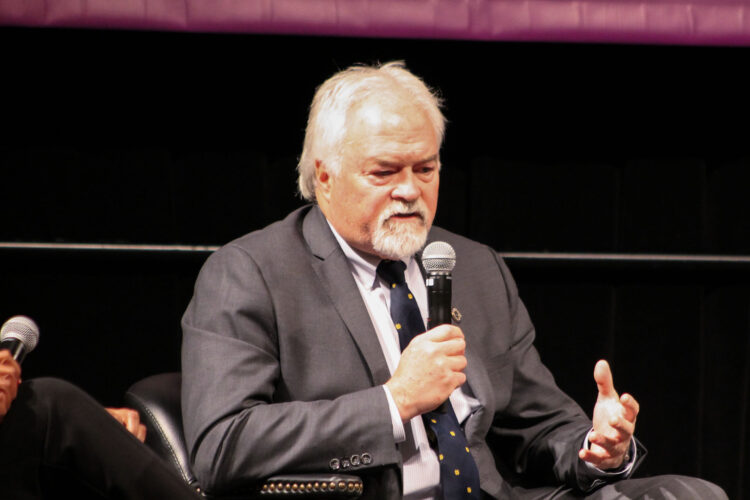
[451,307,462,323]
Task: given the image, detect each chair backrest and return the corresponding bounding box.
[124,372,201,492]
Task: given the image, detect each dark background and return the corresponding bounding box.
[2,27,749,497]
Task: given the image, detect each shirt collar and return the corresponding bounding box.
[326,220,412,290]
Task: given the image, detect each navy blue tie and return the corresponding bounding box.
[376,260,480,499]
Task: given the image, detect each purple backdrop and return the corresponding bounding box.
[2,0,750,46]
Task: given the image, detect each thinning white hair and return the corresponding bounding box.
[297,61,446,201]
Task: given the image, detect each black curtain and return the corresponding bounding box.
[2,27,749,498]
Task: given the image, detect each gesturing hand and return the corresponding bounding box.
[385,325,467,422]
[106,407,147,442]
[579,360,639,470]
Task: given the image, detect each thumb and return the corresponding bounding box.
[594,359,618,399]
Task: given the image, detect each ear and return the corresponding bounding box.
[314,159,333,202]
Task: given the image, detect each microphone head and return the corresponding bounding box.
[1,316,40,353]
[422,241,456,273]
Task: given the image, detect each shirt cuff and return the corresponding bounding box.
[582,430,637,477]
[382,385,406,443]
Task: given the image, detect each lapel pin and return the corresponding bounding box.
[451,307,462,323]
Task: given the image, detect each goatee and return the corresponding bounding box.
[371,201,429,260]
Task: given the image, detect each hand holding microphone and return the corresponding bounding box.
[387,242,465,420]
[388,325,466,420]
[0,316,39,422]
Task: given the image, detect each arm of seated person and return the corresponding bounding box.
[1,349,146,442]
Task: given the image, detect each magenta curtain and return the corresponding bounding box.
[2,0,750,46]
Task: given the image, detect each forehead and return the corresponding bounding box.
[348,93,427,129]
[342,96,437,159]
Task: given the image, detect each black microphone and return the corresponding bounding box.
[422,241,456,328]
[0,316,40,364]
[422,241,457,414]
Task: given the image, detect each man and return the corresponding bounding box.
[181,62,726,499]
[0,349,199,499]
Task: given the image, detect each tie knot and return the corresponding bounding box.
[376,260,407,287]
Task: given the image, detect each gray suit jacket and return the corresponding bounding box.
[182,205,641,498]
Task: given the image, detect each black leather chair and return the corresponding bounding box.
[124,373,363,498]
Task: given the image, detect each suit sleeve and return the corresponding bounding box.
[181,244,401,495]
[486,251,645,493]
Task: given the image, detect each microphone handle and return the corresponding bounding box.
[0,338,28,364]
[426,273,452,328]
[426,272,453,414]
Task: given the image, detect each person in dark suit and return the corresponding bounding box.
[0,349,199,499]
[181,61,726,499]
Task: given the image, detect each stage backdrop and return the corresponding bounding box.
[1,27,749,498]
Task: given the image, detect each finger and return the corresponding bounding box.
[436,337,466,356]
[0,393,8,419]
[105,407,123,423]
[620,393,640,422]
[594,359,618,399]
[125,410,140,435]
[443,353,467,372]
[579,447,609,468]
[588,437,630,460]
[451,371,467,388]
[578,447,623,470]
[588,431,631,460]
[136,424,147,443]
[6,376,19,401]
[0,362,21,395]
[106,408,130,428]
[425,324,464,342]
[0,357,21,378]
[608,415,635,438]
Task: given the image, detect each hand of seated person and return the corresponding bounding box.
[579,360,640,470]
[386,324,467,421]
[1,349,147,443]
[0,350,21,424]
[105,407,147,442]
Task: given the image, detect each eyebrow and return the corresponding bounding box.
[374,154,439,168]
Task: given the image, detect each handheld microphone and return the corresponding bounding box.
[422,241,456,328]
[0,316,40,364]
[422,242,457,413]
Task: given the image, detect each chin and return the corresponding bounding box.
[371,222,428,260]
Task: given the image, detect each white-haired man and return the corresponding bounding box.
[182,62,726,499]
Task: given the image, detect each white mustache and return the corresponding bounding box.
[380,202,427,223]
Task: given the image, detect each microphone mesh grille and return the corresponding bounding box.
[422,241,456,272]
[0,316,40,352]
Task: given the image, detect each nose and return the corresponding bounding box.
[391,170,420,202]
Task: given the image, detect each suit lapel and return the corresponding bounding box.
[302,206,392,386]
